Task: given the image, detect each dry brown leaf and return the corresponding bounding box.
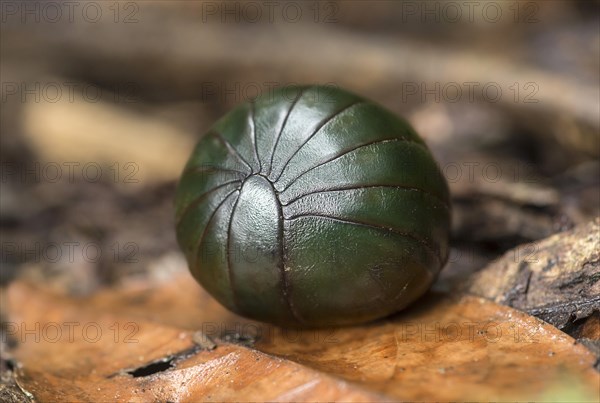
[4,282,381,402]
[4,271,599,402]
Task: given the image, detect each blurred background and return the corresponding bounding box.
[0,0,598,296]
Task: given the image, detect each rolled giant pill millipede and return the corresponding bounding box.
[175,85,450,327]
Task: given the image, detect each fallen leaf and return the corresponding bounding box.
[4,270,598,401]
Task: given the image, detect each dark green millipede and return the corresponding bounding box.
[175,85,451,327]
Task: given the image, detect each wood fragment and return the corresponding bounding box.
[466,218,600,330]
